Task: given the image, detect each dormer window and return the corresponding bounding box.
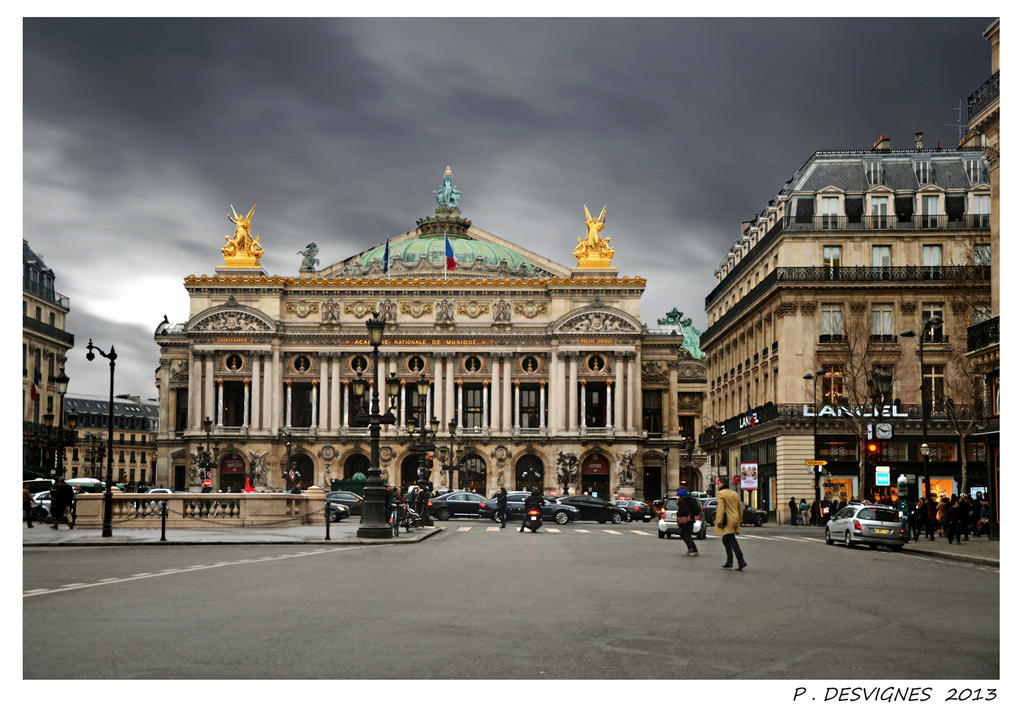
[965,158,985,184]
[866,162,883,185]
[915,161,933,184]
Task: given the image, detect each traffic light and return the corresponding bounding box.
[866,441,880,465]
[426,453,434,469]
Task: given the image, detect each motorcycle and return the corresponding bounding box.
[525,508,542,533]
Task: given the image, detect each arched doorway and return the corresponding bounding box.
[580,453,610,499]
[290,453,314,489]
[460,453,486,495]
[515,454,544,491]
[219,452,246,492]
[345,454,369,479]
[401,455,422,490]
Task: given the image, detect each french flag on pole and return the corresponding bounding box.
[30,369,40,402]
[747,404,757,427]
[445,236,456,272]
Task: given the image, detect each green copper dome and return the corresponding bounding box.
[357,236,535,273]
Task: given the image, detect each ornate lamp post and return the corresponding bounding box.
[556,451,578,496]
[356,312,397,538]
[661,445,671,501]
[85,340,117,537]
[803,367,826,495]
[441,416,461,491]
[51,369,70,478]
[901,314,943,501]
[684,436,695,489]
[277,427,293,490]
[406,373,439,526]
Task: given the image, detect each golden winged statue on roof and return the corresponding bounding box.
[573,204,615,268]
[221,204,264,267]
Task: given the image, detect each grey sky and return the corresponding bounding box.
[23,17,995,399]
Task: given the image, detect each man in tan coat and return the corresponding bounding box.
[714,477,747,570]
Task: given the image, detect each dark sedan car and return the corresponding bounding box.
[428,491,489,520]
[555,495,625,524]
[481,492,578,525]
[700,497,769,526]
[326,490,364,516]
[615,499,652,522]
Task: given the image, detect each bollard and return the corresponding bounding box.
[325,501,331,541]
[160,500,167,542]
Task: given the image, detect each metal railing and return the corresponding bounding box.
[23,315,74,346]
[782,214,990,232]
[701,266,990,348]
[968,70,999,121]
[967,315,999,352]
[23,279,70,309]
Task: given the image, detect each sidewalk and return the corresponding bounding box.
[22,521,443,546]
[900,535,999,567]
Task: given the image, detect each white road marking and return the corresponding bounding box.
[457,526,472,532]
[96,578,119,582]
[576,529,592,534]
[631,530,651,535]
[23,547,362,598]
[546,528,562,533]
[131,572,154,577]
[485,527,499,532]
[800,537,821,542]
[603,530,623,535]
[776,536,814,543]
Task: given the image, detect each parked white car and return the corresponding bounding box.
[657,496,705,539]
[825,504,906,550]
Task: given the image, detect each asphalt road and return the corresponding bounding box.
[23,520,998,679]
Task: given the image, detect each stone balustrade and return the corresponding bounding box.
[72,486,328,529]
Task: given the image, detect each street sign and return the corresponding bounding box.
[805,460,827,466]
[904,474,916,483]
[875,466,890,486]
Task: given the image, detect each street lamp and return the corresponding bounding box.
[662,445,671,500]
[441,416,461,491]
[684,436,695,490]
[803,367,826,496]
[277,427,293,490]
[357,312,396,538]
[901,314,943,501]
[405,373,437,526]
[85,340,117,538]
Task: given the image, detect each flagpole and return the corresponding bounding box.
[443,228,447,282]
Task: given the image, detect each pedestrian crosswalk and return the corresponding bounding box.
[448,525,653,535]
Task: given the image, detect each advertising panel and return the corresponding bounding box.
[822,477,855,506]
[739,463,758,491]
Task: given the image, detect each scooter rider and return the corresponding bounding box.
[519,487,545,533]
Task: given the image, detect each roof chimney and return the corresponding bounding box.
[871,135,891,152]
[914,131,924,151]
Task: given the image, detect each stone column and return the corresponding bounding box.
[426,388,432,425]
[330,356,341,433]
[514,382,521,431]
[445,356,455,431]
[264,354,274,433]
[580,380,587,430]
[614,354,624,432]
[434,356,445,430]
[457,381,464,429]
[539,383,546,429]
[189,351,201,430]
[285,383,292,428]
[482,383,489,430]
[491,357,501,431]
[250,354,261,431]
[318,357,329,431]
[270,348,282,431]
[502,356,512,433]
[311,383,318,428]
[568,355,579,429]
[216,380,224,426]
[400,381,407,428]
[668,363,680,440]
[626,353,636,432]
[605,380,612,429]
[243,381,250,427]
[204,355,215,426]
[547,353,559,433]
[342,382,350,428]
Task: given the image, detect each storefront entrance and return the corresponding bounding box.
[459,453,487,494]
[580,453,610,499]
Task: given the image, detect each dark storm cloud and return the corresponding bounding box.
[23,17,995,397]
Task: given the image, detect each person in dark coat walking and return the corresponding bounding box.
[788,497,798,526]
[946,496,961,544]
[911,498,926,541]
[496,486,508,528]
[676,488,701,557]
[50,478,74,530]
[23,484,34,528]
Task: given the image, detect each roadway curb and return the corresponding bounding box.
[900,544,999,567]
[22,526,445,547]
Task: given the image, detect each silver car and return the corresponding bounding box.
[657,497,705,539]
[825,504,905,550]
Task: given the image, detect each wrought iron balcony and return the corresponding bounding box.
[23,279,70,309]
[782,214,990,232]
[967,315,999,352]
[23,315,75,346]
[968,70,999,121]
